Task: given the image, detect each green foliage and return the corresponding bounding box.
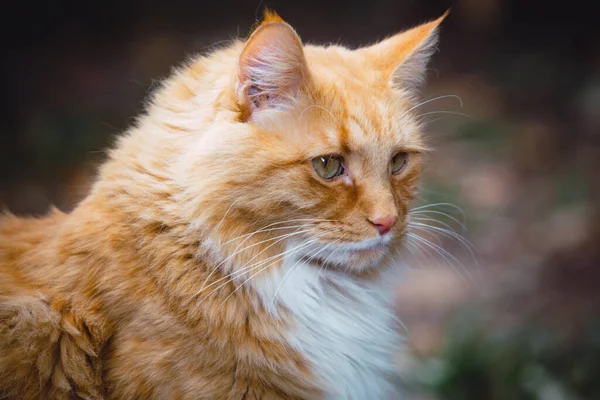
[450,119,516,158]
[411,313,600,400]
[29,110,109,170]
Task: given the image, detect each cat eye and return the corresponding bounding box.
[391,152,408,174]
[311,155,344,180]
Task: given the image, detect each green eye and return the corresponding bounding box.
[311,155,344,180]
[391,152,408,174]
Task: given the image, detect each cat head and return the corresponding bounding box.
[148,11,447,275]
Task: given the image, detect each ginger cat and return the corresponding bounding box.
[0,11,446,400]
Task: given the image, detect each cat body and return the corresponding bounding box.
[0,11,445,400]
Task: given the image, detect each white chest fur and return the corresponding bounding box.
[252,252,404,400]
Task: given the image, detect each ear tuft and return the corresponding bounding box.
[261,9,284,25]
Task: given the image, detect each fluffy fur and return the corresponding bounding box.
[0,11,445,400]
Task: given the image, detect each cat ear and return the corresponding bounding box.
[359,12,448,99]
[237,11,309,118]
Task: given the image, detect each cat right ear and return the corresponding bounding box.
[237,11,309,120]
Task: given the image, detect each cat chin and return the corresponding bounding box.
[307,252,388,275]
[307,227,408,271]
[296,238,394,275]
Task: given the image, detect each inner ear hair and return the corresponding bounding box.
[237,17,309,118]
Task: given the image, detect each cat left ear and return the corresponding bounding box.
[237,11,309,119]
[359,12,449,99]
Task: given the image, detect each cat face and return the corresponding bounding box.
[171,12,445,274]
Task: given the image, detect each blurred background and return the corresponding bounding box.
[1,0,599,398]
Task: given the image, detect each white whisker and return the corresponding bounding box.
[398,94,463,120]
[299,104,340,126]
[217,239,319,310]
[199,231,317,296]
[214,197,241,231]
[204,239,319,302]
[198,228,314,294]
[316,240,343,282]
[219,219,332,246]
[410,203,466,223]
[418,115,448,128]
[410,213,467,233]
[416,110,475,121]
[405,236,442,269]
[203,218,336,286]
[407,232,478,288]
[408,222,477,256]
[270,240,338,305]
[411,202,464,212]
[407,232,457,273]
[401,240,420,270]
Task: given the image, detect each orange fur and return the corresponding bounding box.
[261,9,284,25]
[0,10,445,400]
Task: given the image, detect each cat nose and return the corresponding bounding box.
[368,215,398,235]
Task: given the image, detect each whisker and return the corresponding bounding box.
[398,94,464,121]
[219,219,333,246]
[410,203,467,223]
[411,202,465,213]
[217,239,318,309]
[199,228,315,294]
[418,115,449,129]
[410,214,467,233]
[415,110,475,121]
[405,236,441,269]
[299,104,340,126]
[410,210,468,232]
[214,198,241,232]
[199,230,317,295]
[270,240,339,305]
[383,249,398,268]
[409,225,445,247]
[407,232,460,275]
[407,232,477,287]
[204,239,320,302]
[225,235,319,283]
[408,222,477,256]
[401,240,420,270]
[411,216,458,233]
[407,232,460,268]
[409,221,482,285]
[316,241,343,282]
[409,224,478,271]
[211,175,278,232]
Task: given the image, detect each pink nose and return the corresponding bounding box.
[369,215,398,235]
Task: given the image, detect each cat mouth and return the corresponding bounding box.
[299,236,392,269]
[337,235,392,253]
[352,244,386,255]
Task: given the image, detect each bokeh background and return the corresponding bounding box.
[2,1,599,398]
